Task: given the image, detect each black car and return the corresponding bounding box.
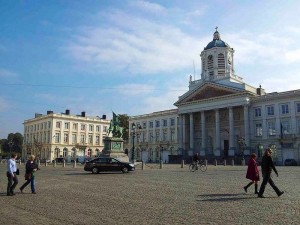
[84,157,135,174]
[284,159,298,166]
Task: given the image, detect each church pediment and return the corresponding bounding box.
[175,83,243,105]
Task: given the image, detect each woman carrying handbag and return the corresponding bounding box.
[20,155,39,194]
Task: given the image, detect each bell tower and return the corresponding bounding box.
[200,27,235,82]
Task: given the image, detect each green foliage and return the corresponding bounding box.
[0,133,24,157]
[118,114,129,141]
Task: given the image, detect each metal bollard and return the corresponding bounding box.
[73,161,77,168]
[232,159,234,166]
[19,160,22,165]
[45,161,47,167]
[215,159,217,166]
[53,160,56,167]
[224,159,226,166]
[38,160,41,167]
[241,159,245,166]
[160,160,163,169]
[181,160,184,168]
[63,160,66,167]
[205,159,208,167]
[142,161,144,170]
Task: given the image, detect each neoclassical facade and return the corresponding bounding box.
[129,29,300,165]
[22,110,110,162]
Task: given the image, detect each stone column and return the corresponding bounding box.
[262,105,267,139]
[244,105,250,155]
[189,112,194,155]
[178,114,183,151]
[229,107,235,156]
[182,115,186,152]
[200,111,206,156]
[215,109,221,156]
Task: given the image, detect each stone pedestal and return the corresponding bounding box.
[101,137,129,162]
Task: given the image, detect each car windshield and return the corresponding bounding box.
[110,158,120,163]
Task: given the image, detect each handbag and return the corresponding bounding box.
[25,173,32,180]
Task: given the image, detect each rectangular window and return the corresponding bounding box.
[155,131,160,141]
[41,123,43,130]
[149,133,153,142]
[281,104,289,114]
[48,121,51,129]
[96,135,100,145]
[89,125,93,132]
[55,132,60,143]
[96,125,100,132]
[171,130,175,141]
[88,134,93,144]
[64,122,69,129]
[254,108,261,117]
[73,123,78,130]
[72,134,77,144]
[296,103,300,113]
[267,121,276,136]
[170,118,175,126]
[103,126,107,132]
[255,123,262,137]
[149,121,153,128]
[163,119,167,127]
[281,120,290,134]
[80,134,85,144]
[266,105,274,116]
[56,122,61,128]
[81,124,85,131]
[143,122,147,129]
[155,120,160,128]
[163,131,167,141]
[64,133,69,143]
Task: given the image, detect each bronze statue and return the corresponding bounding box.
[108,112,124,138]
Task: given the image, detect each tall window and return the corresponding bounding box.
[56,122,61,128]
[255,107,261,117]
[103,126,107,132]
[143,122,147,129]
[171,130,175,141]
[155,120,160,128]
[64,133,69,143]
[217,53,225,75]
[155,131,160,141]
[55,132,60,143]
[267,121,276,136]
[296,103,300,113]
[207,55,214,78]
[81,124,85,131]
[64,122,69,129]
[281,104,289,115]
[163,131,167,141]
[48,121,51,129]
[163,119,167,127]
[63,148,67,157]
[72,134,77,144]
[255,123,262,137]
[96,125,100,132]
[80,134,85,144]
[149,121,153,128]
[96,135,100,145]
[266,105,274,116]
[73,123,78,130]
[170,118,175,126]
[89,125,93,132]
[88,134,93,144]
[281,120,290,134]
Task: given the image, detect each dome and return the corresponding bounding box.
[204,29,230,50]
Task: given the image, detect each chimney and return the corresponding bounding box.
[81,111,86,117]
[47,110,53,115]
[102,114,106,119]
[35,113,42,118]
[66,109,70,115]
[256,85,262,96]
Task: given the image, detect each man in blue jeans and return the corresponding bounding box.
[6,152,19,196]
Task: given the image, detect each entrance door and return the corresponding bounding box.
[224,140,229,157]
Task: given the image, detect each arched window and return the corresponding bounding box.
[207,55,214,78]
[87,149,92,157]
[55,148,60,158]
[71,148,76,157]
[218,53,225,76]
[63,148,68,157]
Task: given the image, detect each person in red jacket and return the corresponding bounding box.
[243,153,260,194]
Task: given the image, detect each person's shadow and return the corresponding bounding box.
[197,193,257,202]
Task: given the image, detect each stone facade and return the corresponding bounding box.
[129,29,300,165]
[22,110,110,162]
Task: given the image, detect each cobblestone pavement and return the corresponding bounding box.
[0,163,299,225]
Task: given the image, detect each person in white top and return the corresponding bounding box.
[6,152,19,196]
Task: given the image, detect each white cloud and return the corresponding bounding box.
[0,69,18,78]
[0,97,10,111]
[129,0,166,14]
[115,83,155,96]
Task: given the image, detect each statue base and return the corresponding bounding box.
[100,137,129,162]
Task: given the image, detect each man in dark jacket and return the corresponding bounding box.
[257,148,284,198]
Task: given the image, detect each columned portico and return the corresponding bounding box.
[178,114,183,150]
[189,113,194,153]
[229,107,235,156]
[215,109,221,156]
[200,111,206,156]
[243,105,250,155]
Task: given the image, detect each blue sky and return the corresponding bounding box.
[1,0,300,138]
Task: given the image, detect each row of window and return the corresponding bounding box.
[137,118,176,129]
[55,122,108,132]
[25,121,51,132]
[135,130,176,143]
[254,119,300,137]
[254,103,300,117]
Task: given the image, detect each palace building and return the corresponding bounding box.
[128,29,300,165]
[22,110,110,162]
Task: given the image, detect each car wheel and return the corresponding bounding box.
[122,167,129,173]
[92,167,99,174]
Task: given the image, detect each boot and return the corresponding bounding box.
[243,182,253,193]
[255,184,258,194]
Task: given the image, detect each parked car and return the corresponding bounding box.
[84,157,135,174]
[54,157,65,163]
[284,159,298,166]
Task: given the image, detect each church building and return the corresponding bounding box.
[128,29,300,165]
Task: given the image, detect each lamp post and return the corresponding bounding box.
[131,123,136,162]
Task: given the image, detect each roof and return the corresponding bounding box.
[204,30,230,50]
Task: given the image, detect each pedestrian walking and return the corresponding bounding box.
[257,148,284,198]
[243,153,260,194]
[6,152,19,196]
[20,155,39,194]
